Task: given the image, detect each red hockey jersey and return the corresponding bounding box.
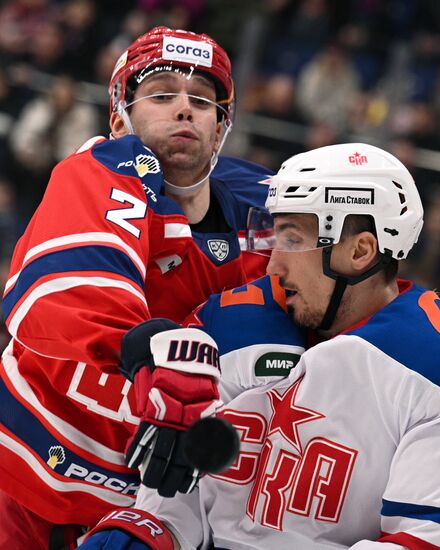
[0,135,271,526]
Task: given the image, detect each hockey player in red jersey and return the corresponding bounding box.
[0,26,273,549]
[81,143,440,549]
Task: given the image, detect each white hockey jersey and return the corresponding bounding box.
[138,280,440,550]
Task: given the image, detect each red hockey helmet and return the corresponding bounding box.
[109,26,234,121]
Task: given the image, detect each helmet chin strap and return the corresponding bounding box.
[164,120,232,197]
[117,103,233,197]
[318,246,393,331]
[118,103,136,135]
[163,151,216,197]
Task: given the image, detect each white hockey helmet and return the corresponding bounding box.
[266,143,424,260]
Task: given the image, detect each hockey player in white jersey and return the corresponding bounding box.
[80,143,440,550]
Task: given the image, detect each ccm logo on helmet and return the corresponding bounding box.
[163,36,213,67]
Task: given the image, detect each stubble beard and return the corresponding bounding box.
[287,288,329,330]
[291,303,326,330]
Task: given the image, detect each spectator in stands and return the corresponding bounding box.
[27,20,66,76]
[248,73,305,170]
[0,177,22,354]
[0,67,32,174]
[9,74,100,218]
[57,0,102,81]
[10,74,100,172]
[296,41,361,134]
[259,0,334,77]
[0,0,54,64]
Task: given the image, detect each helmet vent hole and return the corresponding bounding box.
[393,180,403,189]
[299,167,316,172]
[397,250,405,258]
[309,187,317,192]
[400,206,408,215]
[286,186,299,193]
[398,192,406,204]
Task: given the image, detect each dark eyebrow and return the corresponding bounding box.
[274,222,301,234]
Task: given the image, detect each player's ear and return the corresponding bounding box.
[213,121,222,152]
[110,112,129,138]
[351,231,378,271]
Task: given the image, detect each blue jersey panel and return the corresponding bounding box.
[198,275,306,355]
[91,136,184,216]
[347,284,440,384]
[212,156,273,228]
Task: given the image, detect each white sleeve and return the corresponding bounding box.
[135,483,208,550]
[219,343,304,403]
[377,415,440,548]
[350,374,440,550]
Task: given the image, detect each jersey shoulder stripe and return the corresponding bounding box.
[3,245,145,321]
[346,283,440,384]
[5,232,147,293]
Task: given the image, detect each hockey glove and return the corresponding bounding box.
[120,318,222,497]
[80,509,174,550]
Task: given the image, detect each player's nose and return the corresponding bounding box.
[176,94,193,122]
[266,249,285,277]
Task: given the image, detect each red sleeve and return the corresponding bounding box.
[3,138,153,370]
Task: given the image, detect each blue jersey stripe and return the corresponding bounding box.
[3,245,145,320]
[382,498,440,524]
[0,376,140,491]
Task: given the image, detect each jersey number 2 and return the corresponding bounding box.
[106,188,147,238]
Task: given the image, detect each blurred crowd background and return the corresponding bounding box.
[0,0,439,349]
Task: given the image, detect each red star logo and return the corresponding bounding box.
[267,378,324,453]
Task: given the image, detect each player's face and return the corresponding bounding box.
[114,71,221,182]
[266,213,338,329]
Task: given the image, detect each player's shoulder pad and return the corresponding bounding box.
[346,282,440,384]
[90,135,165,197]
[213,156,273,205]
[197,275,307,355]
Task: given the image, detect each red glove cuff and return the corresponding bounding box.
[84,509,174,550]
